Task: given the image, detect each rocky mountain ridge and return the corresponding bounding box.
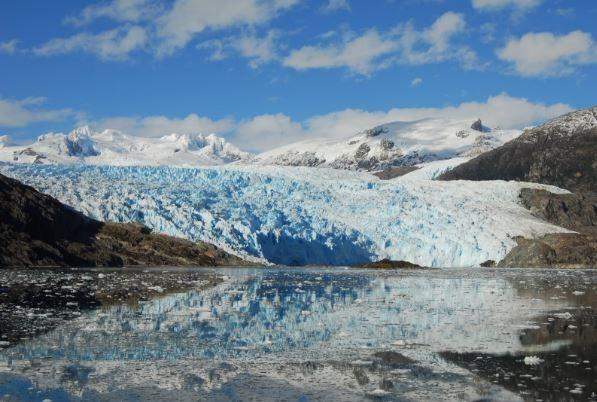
[439,106,597,193]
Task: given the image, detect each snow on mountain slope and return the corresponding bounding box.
[252,118,521,171]
[0,163,569,267]
[0,135,13,148]
[0,126,251,167]
[533,105,597,137]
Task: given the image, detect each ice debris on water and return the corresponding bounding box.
[553,312,573,320]
[524,356,544,365]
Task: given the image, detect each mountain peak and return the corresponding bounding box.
[0,135,12,148]
[69,125,94,139]
[535,105,597,136]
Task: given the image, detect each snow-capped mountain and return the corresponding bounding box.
[532,105,597,137]
[0,126,252,167]
[252,118,521,171]
[440,106,597,193]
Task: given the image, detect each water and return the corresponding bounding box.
[0,267,595,401]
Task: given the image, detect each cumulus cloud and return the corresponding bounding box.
[321,0,350,13]
[497,31,597,77]
[0,97,77,128]
[233,113,305,151]
[471,0,542,11]
[283,29,397,74]
[94,114,235,138]
[231,94,571,151]
[283,12,479,75]
[156,0,299,56]
[0,40,18,54]
[33,25,148,60]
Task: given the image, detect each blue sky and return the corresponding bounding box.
[0,0,595,151]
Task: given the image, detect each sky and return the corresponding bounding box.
[0,0,596,151]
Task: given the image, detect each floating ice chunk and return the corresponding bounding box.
[352,360,373,366]
[148,286,164,293]
[553,312,573,320]
[523,356,543,365]
[367,389,391,397]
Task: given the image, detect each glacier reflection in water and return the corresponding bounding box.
[0,268,583,401]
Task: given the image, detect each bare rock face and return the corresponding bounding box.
[373,166,420,180]
[357,259,423,269]
[440,106,597,193]
[519,188,597,232]
[471,119,484,132]
[498,233,597,268]
[498,188,597,268]
[0,173,247,267]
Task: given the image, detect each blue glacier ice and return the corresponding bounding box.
[0,163,570,267]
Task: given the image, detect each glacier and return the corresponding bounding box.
[0,163,570,267]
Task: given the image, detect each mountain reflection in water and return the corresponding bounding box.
[0,268,594,402]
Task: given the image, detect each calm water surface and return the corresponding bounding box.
[0,267,595,401]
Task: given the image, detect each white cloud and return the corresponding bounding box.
[231,94,571,151]
[0,97,77,127]
[156,0,299,56]
[235,30,281,68]
[283,29,397,74]
[198,30,281,68]
[233,113,305,151]
[8,93,570,151]
[321,0,350,13]
[94,114,235,138]
[411,77,423,87]
[471,0,542,11]
[283,12,479,75]
[0,40,18,54]
[497,31,596,77]
[35,0,298,61]
[397,11,476,66]
[33,25,148,60]
[64,0,158,26]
